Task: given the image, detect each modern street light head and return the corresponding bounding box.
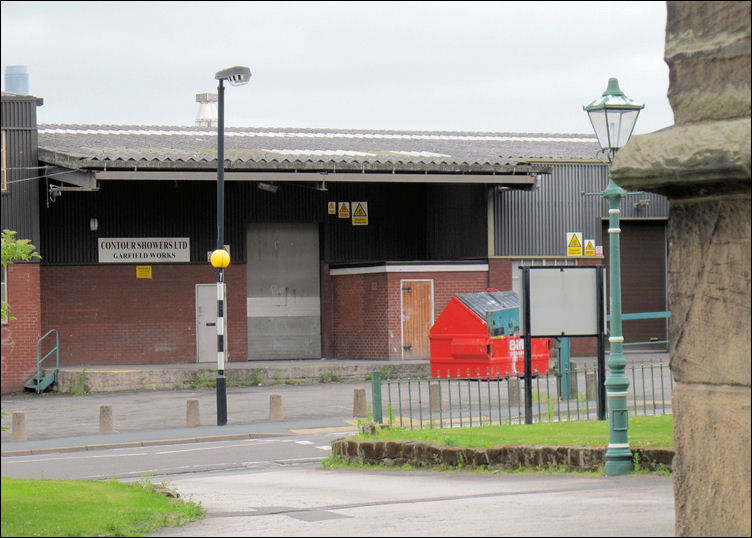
[215,65,251,86]
[584,78,644,157]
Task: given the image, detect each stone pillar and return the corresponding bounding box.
[508,377,520,407]
[429,382,441,413]
[269,394,283,421]
[11,411,27,441]
[611,3,750,535]
[353,388,367,418]
[186,399,200,427]
[99,404,114,434]
[586,371,597,403]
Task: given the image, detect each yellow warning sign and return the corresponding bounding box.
[338,202,350,219]
[352,202,368,226]
[136,266,152,279]
[566,232,583,257]
[584,239,596,256]
[328,201,336,215]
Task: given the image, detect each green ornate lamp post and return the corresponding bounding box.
[583,78,644,475]
[212,65,251,426]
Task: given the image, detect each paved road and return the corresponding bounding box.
[1,431,347,480]
[151,466,675,537]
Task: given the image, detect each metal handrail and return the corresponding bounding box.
[605,311,671,347]
[34,329,59,393]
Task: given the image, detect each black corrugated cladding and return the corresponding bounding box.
[39,178,485,265]
[1,94,42,248]
[427,183,487,260]
[493,163,668,256]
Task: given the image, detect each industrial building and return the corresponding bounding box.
[1,90,668,393]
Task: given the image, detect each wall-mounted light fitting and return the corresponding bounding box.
[90,218,99,232]
[257,182,279,193]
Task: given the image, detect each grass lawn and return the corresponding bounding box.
[357,414,673,448]
[0,476,204,537]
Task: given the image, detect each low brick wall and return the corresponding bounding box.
[331,438,674,472]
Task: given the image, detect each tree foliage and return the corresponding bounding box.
[1,229,41,321]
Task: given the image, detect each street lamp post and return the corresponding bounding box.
[211,65,251,426]
[583,78,643,475]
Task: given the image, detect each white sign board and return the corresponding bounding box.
[521,267,602,336]
[99,238,190,263]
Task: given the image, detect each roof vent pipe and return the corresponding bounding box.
[5,65,29,95]
[195,92,218,128]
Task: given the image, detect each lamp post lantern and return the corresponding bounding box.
[212,65,251,426]
[583,78,643,475]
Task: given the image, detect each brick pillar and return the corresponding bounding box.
[1,264,42,394]
[612,2,751,535]
[487,258,512,291]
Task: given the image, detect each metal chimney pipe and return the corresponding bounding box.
[5,65,29,95]
[195,92,218,127]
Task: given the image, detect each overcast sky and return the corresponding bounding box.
[2,1,672,135]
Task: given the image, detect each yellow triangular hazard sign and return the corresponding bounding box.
[353,203,367,217]
[338,202,350,218]
[568,235,582,248]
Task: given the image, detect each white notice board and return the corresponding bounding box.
[521,267,602,336]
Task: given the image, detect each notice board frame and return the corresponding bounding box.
[520,266,606,424]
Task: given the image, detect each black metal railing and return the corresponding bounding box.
[370,360,673,430]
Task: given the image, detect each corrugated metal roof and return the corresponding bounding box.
[37,124,602,174]
[457,290,519,318]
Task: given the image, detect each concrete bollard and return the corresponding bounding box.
[353,388,367,418]
[586,371,597,402]
[99,404,114,434]
[508,377,520,407]
[569,361,578,397]
[186,399,200,427]
[269,394,283,421]
[429,383,441,413]
[11,411,27,442]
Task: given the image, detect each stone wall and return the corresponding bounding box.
[611,2,751,536]
[331,437,674,473]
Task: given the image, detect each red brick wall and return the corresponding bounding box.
[40,265,247,366]
[330,272,390,359]
[1,264,42,393]
[488,258,513,291]
[329,269,490,360]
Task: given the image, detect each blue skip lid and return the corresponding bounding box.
[456,291,520,337]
